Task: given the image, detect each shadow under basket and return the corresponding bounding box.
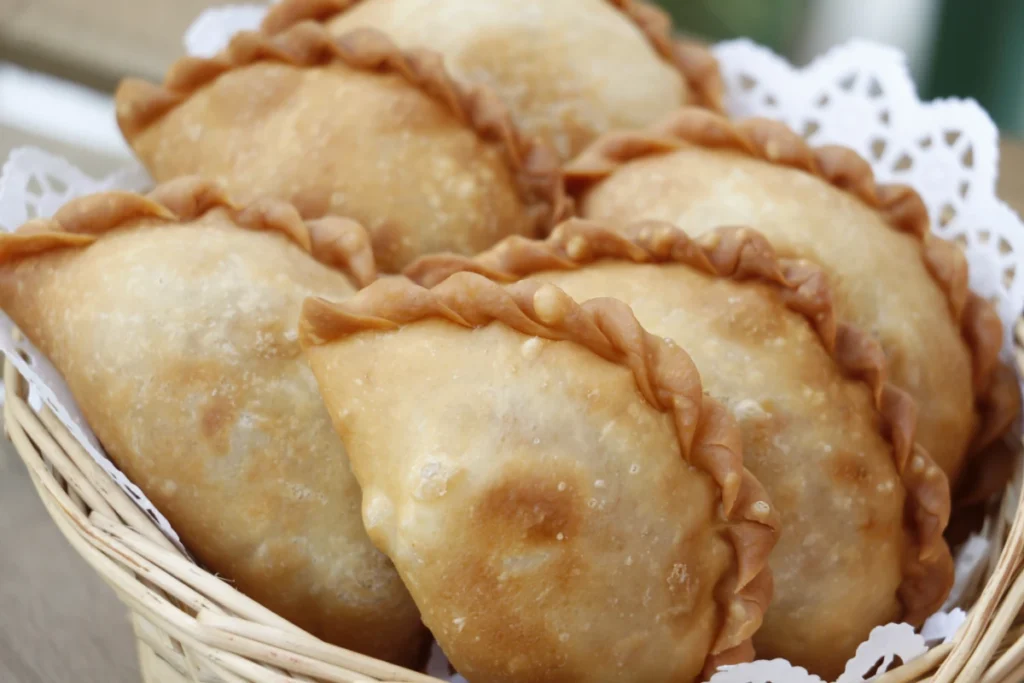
[6,324,1024,683]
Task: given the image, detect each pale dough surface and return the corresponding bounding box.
[327,0,686,158]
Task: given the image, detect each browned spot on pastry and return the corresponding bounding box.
[477,473,583,544]
[201,394,236,448]
[829,450,871,486]
[856,504,890,539]
[731,406,788,474]
[165,359,221,389]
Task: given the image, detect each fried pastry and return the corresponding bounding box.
[116,23,567,272]
[300,273,779,683]
[565,107,1018,483]
[262,0,723,159]
[0,178,428,666]
[406,220,954,679]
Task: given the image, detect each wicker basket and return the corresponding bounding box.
[5,321,1024,683]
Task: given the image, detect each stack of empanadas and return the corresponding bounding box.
[2,2,1018,682]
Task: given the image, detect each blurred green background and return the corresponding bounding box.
[659,0,1024,135]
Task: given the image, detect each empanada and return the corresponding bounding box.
[300,273,780,683]
[406,220,954,679]
[0,178,427,666]
[261,0,723,159]
[565,107,1018,483]
[115,23,567,273]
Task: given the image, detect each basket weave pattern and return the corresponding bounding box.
[4,319,1024,683]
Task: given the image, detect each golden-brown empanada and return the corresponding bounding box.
[115,23,567,273]
[300,273,780,683]
[406,220,954,679]
[261,0,723,159]
[565,107,1018,483]
[0,178,428,666]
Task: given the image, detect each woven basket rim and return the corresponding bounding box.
[5,323,1024,683]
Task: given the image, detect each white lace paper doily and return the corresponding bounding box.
[716,38,1023,354]
[1,7,1022,682]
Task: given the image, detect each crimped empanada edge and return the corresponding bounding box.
[260,0,725,112]
[565,106,1019,459]
[299,271,781,667]
[0,176,377,287]
[404,218,956,624]
[114,23,569,234]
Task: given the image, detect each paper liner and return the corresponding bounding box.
[565,106,1018,460]
[300,271,781,668]
[259,0,725,111]
[0,176,376,288]
[405,218,955,624]
[116,23,570,234]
